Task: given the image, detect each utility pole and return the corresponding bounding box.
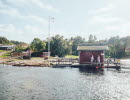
[48,16,54,59]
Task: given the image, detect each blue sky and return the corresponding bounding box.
[0,0,130,43]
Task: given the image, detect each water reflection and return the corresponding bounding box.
[78,67,104,75]
[0,63,130,100]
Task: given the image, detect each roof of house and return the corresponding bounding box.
[125,47,130,52]
[79,42,107,46]
[77,46,108,51]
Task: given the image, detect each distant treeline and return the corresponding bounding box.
[0,35,130,58]
[107,36,130,58]
[0,36,27,45]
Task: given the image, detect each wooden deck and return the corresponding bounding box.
[50,58,121,69]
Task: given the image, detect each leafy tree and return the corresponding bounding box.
[88,34,97,43]
[0,36,9,44]
[30,38,46,53]
[10,40,26,45]
[94,35,97,41]
[107,36,121,58]
[107,36,130,58]
[71,36,86,55]
[88,34,93,43]
[14,45,23,53]
[50,35,70,57]
[108,36,120,44]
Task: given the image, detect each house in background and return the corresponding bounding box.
[77,43,108,64]
[11,49,31,59]
[0,45,16,51]
[125,47,130,56]
[18,43,29,48]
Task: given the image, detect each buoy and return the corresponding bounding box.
[102,66,105,68]
[96,66,99,69]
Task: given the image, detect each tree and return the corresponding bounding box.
[107,36,130,58]
[71,36,86,55]
[94,35,97,41]
[88,34,93,43]
[0,36,9,44]
[10,40,26,45]
[30,38,46,53]
[108,36,120,44]
[50,35,70,57]
[88,34,97,43]
[14,45,23,53]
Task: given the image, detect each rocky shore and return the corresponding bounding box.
[0,57,53,67]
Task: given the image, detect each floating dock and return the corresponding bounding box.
[52,64,121,70]
[50,58,121,70]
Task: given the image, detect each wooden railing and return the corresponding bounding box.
[46,58,79,65]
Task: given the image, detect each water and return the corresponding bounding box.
[0,60,130,100]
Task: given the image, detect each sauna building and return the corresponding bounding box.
[77,43,108,64]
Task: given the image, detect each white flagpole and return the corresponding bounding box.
[48,16,54,59]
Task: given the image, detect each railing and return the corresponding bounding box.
[104,58,121,67]
[46,58,79,65]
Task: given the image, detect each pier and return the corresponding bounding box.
[48,58,121,70]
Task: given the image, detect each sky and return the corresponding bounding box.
[0,0,130,43]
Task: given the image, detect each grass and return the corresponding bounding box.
[0,50,7,52]
[0,50,12,52]
[65,55,79,58]
[0,52,11,58]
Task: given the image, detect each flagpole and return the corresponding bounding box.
[48,16,54,59]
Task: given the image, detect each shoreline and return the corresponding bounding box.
[0,57,52,67]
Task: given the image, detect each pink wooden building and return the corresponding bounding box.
[77,45,108,64]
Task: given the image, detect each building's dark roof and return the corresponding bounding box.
[77,46,108,51]
[0,45,15,50]
[0,45,15,48]
[79,42,108,46]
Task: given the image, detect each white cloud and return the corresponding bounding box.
[0,5,47,25]
[0,0,51,42]
[23,25,44,35]
[0,1,7,8]
[30,0,60,13]
[0,7,22,17]
[25,14,48,25]
[88,4,115,15]
[0,24,19,34]
[87,16,130,38]
[3,0,60,13]
[106,22,130,33]
[87,3,130,39]
[88,3,121,25]
[0,24,47,43]
[8,0,28,5]
[89,15,124,24]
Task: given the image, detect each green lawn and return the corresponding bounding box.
[0,50,7,52]
[65,55,79,58]
[0,52,11,58]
